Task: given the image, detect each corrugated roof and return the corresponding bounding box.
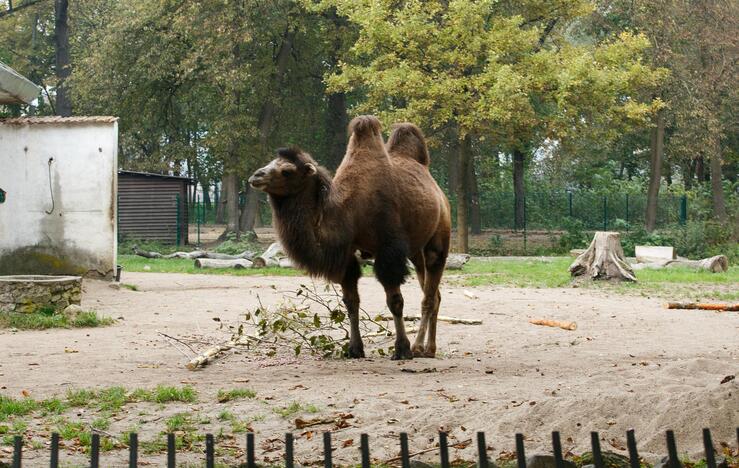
[0,116,118,125]
[119,170,195,183]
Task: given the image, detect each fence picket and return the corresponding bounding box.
[360,433,370,468]
[439,431,450,468]
[323,432,333,468]
[285,432,295,468]
[477,431,489,468]
[590,432,604,468]
[626,429,640,468]
[12,435,21,468]
[128,432,138,468]
[551,431,564,468]
[50,432,59,468]
[90,433,100,468]
[167,433,176,468]
[666,430,680,468]
[400,432,411,468]
[702,428,716,468]
[515,433,526,468]
[246,432,256,468]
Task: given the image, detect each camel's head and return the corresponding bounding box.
[248,147,319,196]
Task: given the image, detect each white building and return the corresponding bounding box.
[0,116,119,278]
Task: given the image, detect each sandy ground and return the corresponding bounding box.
[1,271,737,467]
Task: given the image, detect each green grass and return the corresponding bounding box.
[273,401,319,418]
[66,385,198,412]
[0,310,114,330]
[457,258,739,300]
[216,388,257,403]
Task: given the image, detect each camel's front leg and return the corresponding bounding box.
[385,286,413,360]
[341,259,364,358]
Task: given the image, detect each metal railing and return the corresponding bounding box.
[5,427,738,468]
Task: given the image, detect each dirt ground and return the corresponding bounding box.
[1,271,737,467]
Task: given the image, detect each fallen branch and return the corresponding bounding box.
[186,343,233,370]
[529,319,577,331]
[665,302,738,312]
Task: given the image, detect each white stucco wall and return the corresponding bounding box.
[0,118,118,277]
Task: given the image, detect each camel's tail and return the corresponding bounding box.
[348,115,383,143]
[387,123,430,166]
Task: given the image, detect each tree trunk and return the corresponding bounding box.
[569,231,637,282]
[645,109,665,232]
[696,156,706,182]
[467,152,481,234]
[456,134,471,253]
[238,29,296,232]
[223,173,240,238]
[513,148,526,230]
[203,182,212,211]
[326,92,349,170]
[239,187,260,233]
[708,134,727,221]
[54,0,72,117]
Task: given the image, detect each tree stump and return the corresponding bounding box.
[569,231,636,282]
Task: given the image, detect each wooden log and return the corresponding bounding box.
[632,255,728,273]
[194,258,253,269]
[665,302,738,311]
[445,253,471,270]
[569,231,636,282]
[529,319,577,331]
[186,343,233,370]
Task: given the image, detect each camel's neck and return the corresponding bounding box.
[269,176,351,282]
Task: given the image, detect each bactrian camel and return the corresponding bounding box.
[248,115,451,359]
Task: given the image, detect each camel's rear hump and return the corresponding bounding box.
[387,123,430,166]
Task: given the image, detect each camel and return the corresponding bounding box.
[248,115,451,360]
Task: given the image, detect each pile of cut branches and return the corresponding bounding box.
[177,283,404,369]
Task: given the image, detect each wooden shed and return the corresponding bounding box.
[117,171,194,245]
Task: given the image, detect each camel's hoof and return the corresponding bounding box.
[347,344,365,359]
[391,339,414,360]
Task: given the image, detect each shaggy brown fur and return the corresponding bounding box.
[249,115,451,360]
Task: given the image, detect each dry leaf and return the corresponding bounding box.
[342,439,354,448]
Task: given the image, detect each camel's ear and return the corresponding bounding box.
[305,163,317,176]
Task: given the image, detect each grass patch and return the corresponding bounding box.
[121,283,139,291]
[65,385,197,413]
[273,401,319,418]
[216,388,257,403]
[0,310,114,330]
[457,258,738,300]
[0,396,38,421]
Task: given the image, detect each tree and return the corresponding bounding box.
[323,0,662,251]
[53,0,70,115]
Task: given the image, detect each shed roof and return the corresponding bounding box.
[0,61,41,105]
[0,116,118,125]
[119,170,195,183]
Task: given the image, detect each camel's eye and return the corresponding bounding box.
[281,168,295,177]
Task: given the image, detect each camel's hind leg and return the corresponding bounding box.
[415,233,449,358]
[340,257,364,358]
[410,253,430,356]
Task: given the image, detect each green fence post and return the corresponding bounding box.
[602,195,608,231]
[625,193,629,227]
[197,195,202,246]
[568,191,573,218]
[679,195,687,225]
[175,193,181,245]
[523,195,527,254]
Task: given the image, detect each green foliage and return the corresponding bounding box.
[558,218,591,252]
[212,232,261,255]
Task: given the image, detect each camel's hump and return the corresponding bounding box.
[387,122,430,166]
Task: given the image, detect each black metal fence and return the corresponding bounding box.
[5,427,738,468]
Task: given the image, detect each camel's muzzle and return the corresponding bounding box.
[248,169,268,189]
